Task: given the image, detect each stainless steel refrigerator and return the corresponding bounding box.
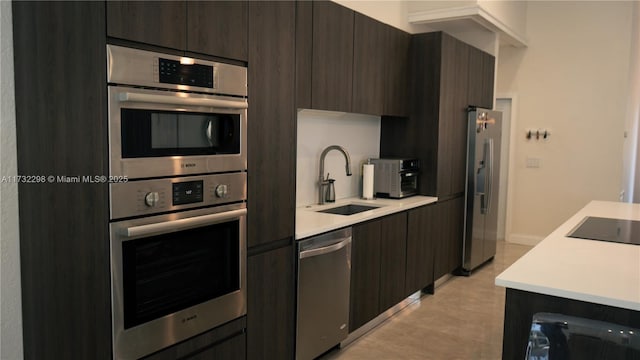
[461,107,502,274]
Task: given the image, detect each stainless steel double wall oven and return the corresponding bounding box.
[107,45,248,359]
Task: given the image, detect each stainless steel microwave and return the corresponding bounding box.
[107,45,248,179]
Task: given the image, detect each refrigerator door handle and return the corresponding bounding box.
[476,141,487,213]
[485,138,494,214]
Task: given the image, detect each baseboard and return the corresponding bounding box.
[506,233,544,246]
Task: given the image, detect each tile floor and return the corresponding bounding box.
[323,241,533,360]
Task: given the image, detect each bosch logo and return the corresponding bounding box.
[181,163,197,168]
[182,314,197,323]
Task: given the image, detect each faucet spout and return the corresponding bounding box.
[318,145,352,205]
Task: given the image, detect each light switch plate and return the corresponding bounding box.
[526,157,541,168]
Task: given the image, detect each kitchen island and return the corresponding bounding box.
[496,200,640,358]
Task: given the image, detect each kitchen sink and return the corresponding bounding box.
[317,204,381,215]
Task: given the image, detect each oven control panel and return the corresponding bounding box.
[109,172,246,220]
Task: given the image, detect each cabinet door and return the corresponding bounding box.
[247,245,295,360]
[379,212,408,312]
[467,46,495,109]
[384,25,410,117]
[187,334,246,360]
[187,1,248,61]
[433,196,465,279]
[447,196,465,273]
[405,204,437,294]
[295,1,313,109]
[352,13,385,115]
[433,201,449,280]
[13,2,111,358]
[311,1,354,112]
[247,1,296,248]
[142,317,246,360]
[439,34,470,198]
[107,1,186,50]
[350,220,382,331]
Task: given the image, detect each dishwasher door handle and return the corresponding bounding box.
[299,237,351,259]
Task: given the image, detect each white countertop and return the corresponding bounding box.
[495,200,640,311]
[295,196,438,240]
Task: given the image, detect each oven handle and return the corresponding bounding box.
[120,208,247,238]
[118,92,248,109]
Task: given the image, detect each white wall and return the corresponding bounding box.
[0,1,24,359]
[627,1,640,202]
[497,1,633,243]
[477,0,527,39]
[296,110,380,207]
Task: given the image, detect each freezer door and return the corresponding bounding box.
[483,110,502,263]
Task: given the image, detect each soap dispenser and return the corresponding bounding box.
[325,178,336,203]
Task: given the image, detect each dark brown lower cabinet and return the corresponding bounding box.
[433,196,465,280]
[503,289,640,360]
[350,212,408,331]
[350,220,382,331]
[247,244,295,360]
[143,317,246,360]
[405,203,437,295]
[379,212,408,311]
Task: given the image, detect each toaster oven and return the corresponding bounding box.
[369,158,419,198]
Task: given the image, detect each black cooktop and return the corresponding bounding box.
[567,216,640,245]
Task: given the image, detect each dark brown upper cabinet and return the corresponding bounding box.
[107,1,248,61]
[311,1,354,112]
[381,32,494,199]
[298,1,410,117]
[187,1,248,61]
[384,25,410,117]
[467,46,495,109]
[352,14,409,117]
[247,1,296,248]
[107,1,186,50]
[352,13,385,116]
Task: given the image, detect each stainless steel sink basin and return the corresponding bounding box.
[317,204,380,215]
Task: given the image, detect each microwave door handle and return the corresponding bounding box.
[206,120,213,146]
[120,208,247,238]
[118,92,248,109]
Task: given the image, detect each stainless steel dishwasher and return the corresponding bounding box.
[296,227,352,360]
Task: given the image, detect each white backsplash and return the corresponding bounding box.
[296,109,381,207]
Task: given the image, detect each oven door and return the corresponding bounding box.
[109,86,247,179]
[110,204,246,360]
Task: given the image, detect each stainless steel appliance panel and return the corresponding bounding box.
[369,158,419,199]
[110,203,247,360]
[108,85,247,178]
[107,44,247,96]
[462,108,502,273]
[110,172,246,220]
[296,228,352,360]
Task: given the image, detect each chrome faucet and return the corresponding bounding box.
[318,145,352,205]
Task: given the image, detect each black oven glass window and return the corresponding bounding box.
[121,220,240,329]
[120,109,240,158]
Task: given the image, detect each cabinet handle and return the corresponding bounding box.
[118,92,248,109]
[299,237,351,259]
